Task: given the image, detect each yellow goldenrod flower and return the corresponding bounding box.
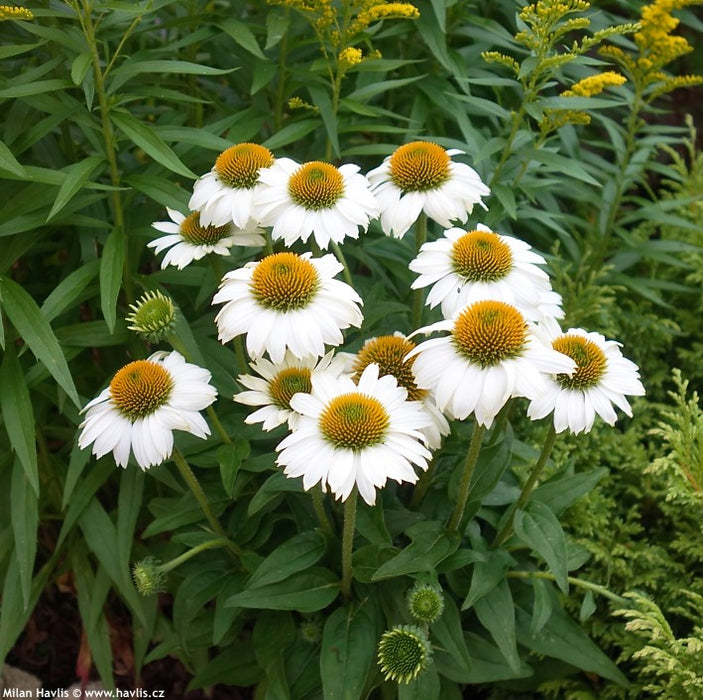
[351,2,419,34]
[338,46,363,71]
[562,71,627,97]
[0,4,33,20]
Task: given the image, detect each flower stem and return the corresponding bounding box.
[411,213,428,330]
[410,457,436,509]
[159,538,230,574]
[447,423,486,533]
[172,448,240,558]
[507,570,628,605]
[77,0,133,305]
[331,241,353,287]
[492,423,558,548]
[312,487,334,536]
[341,488,358,599]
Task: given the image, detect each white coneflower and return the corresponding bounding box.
[148,208,264,269]
[409,224,563,322]
[255,158,380,249]
[213,251,363,364]
[235,351,347,431]
[276,364,432,506]
[367,141,489,239]
[350,334,449,450]
[408,300,576,427]
[527,327,645,434]
[189,142,275,227]
[78,351,217,470]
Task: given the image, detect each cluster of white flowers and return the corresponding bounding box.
[79,139,644,506]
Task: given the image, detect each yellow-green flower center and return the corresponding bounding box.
[451,230,513,282]
[452,300,527,367]
[389,141,450,192]
[269,367,312,409]
[288,161,345,210]
[553,335,607,389]
[377,625,432,684]
[319,394,389,450]
[126,290,176,343]
[352,335,427,401]
[250,252,319,311]
[179,212,232,246]
[215,143,274,189]
[110,360,173,419]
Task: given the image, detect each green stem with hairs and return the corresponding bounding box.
[159,538,230,574]
[410,457,437,509]
[492,423,557,548]
[77,0,134,304]
[507,571,628,605]
[331,241,353,287]
[341,488,358,599]
[411,213,428,330]
[172,448,240,559]
[447,423,486,533]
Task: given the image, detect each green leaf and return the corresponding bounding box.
[398,665,441,700]
[0,139,25,176]
[462,548,513,610]
[110,110,196,178]
[514,501,569,594]
[58,459,115,549]
[530,578,553,635]
[321,604,379,700]
[220,19,267,59]
[308,84,339,158]
[248,470,303,516]
[71,52,92,85]
[253,612,295,700]
[515,603,628,686]
[100,227,124,333]
[226,568,339,612]
[265,10,290,49]
[0,277,80,408]
[218,439,250,498]
[10,458,38,608]
[72,552,115,690]
[372,521,460,580]
[41,260,100,323]
[474,580,520,672]
[434,631,533,684]
[0,79,73,98]
[124,173,189,210]
[108,59,236,93]
[533,468,608,514]
[431,596,471,674]
[117,468,144,571]
[263,119,319,150]
[79,499,147,627]
[0,557,52,667]
[0,345,38,494]
[247,531,327,589]
[48,155,105,221]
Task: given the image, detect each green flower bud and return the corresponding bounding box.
[407,582,444,624]
[132,556,166,597]
[299,616,323,644]
[377,625,432,684]
[126,290,177,343]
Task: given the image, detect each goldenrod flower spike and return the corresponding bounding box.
[562,71,627,97]
[0,4,33,20]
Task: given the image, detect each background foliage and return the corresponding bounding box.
[0,0,702,697]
